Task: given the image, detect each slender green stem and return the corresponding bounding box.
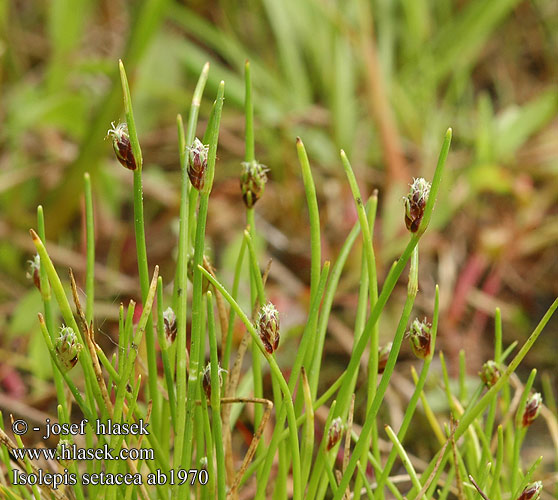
[101,376,143,500]
[340,152,376,296]
[200,384,216,497]
[119,60,159,430]
[11,431,41,500]
[223,237,247,375]
[173,61,209,301]
[309,211,362,397]
[257,261,330,495]
[84,173,95,324]
[173,63,210,481]
[156,277,176,425]
[103,268,159,500]
[385,425,424,497]
[244,220,264,447]
[200,266,302,500]
[180,83,225,489]
[243,54,261,429]
[186,63,210,146]
[376,286,439,495]
[356,461,375,500]
[121,301,135,373]
[111,268,158,427]
[300,369,315,486]
[97,349,120,383]
[290,262,330,393]
[207,292,227,499]
[332,246,420,500]
[306,401,338,499]
[36,207,66,410]
[511,368,536,494]
[490,425,504,500]
[57,405,85,500]
[483,307,503,462]
[296,138,321,306]
[354,192,379,500]
[31,229,104,412]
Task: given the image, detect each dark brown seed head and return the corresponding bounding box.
[27,254,41,291]
[240,161,268,208]
[522,393,542,427]
[326,417,343,451]
[107,122,136,170]
[406,318,432,360]
[479,360,501,388]
[202,363,226,400]
[517,481,543,500]
[186,138,209,190]
[257,303,280,354]
[55,326,82,372]
[378,342,392,374]
[403,177,431,232]
[163,307,177,344]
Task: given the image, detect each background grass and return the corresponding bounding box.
[0,0,557,497]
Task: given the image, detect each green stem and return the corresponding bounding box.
[244,217,264,452]
[173,62,210,479]
[308,212,362,397]
[511,368,536,494]
[490,425,504,500]
[296,138,321,307]
[306,401,338,499]
[384,425,424,497]
[56,405,85,500]
[36,207,67,411]
[200,384,216,497]
[332,246,419,500]
[84,173,95,324]
[31,230,104,413]
[300,369,315,486]
[207,293,227,499]
[257,261,330,493]
[103,268,159,499]
[354,192,379,500]
[180,83,225,490]
[223,237,247,375]
[156,277,177,425]
[119,60,159,430]
[376,286,439,494]
[199,266,302,500]
[173,61,209,301]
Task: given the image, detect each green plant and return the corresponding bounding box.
[1,57,557,500]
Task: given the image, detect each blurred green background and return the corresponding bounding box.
[1,0,557,399]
